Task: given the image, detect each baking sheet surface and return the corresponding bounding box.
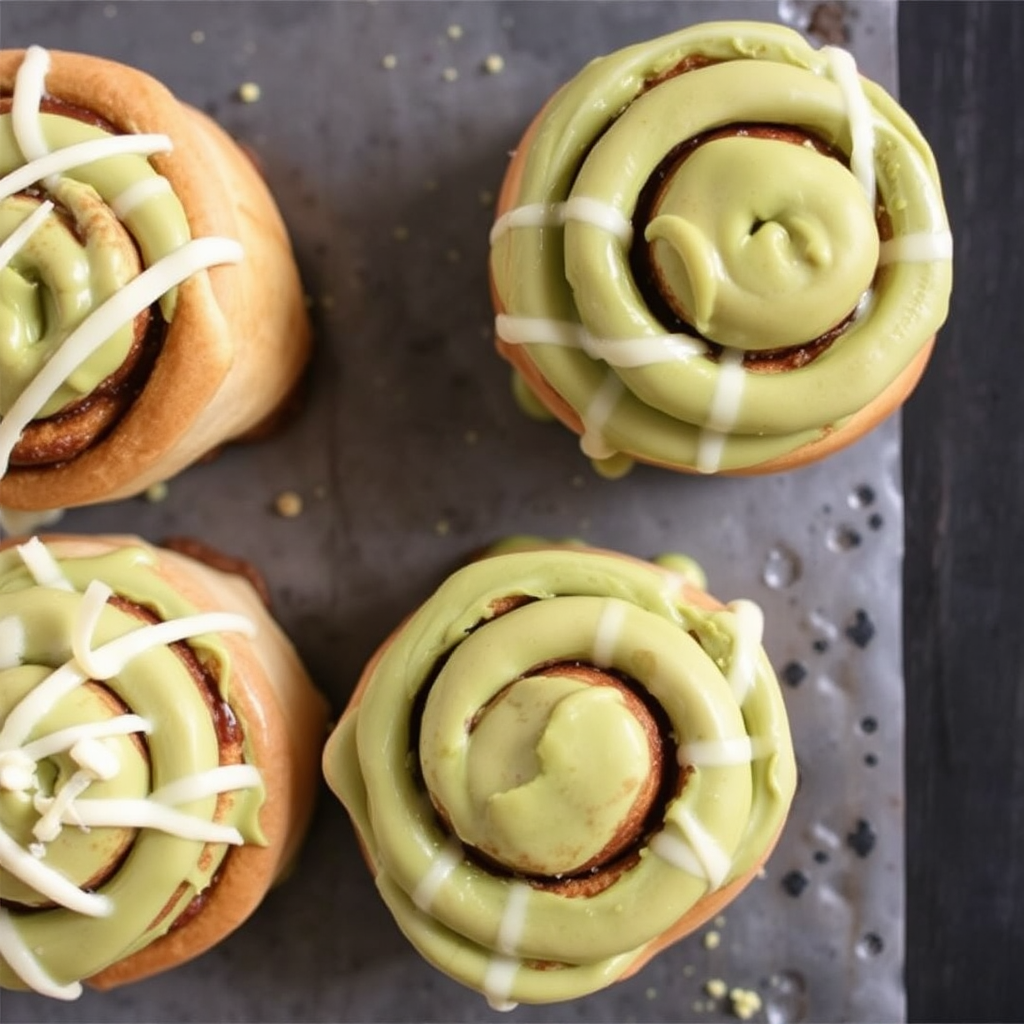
[1,2,903,1021]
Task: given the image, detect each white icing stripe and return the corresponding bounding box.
[69,736,119,778]
[33,769,94,841]
[825,46,876,204]
[0,825,113,916]
[21,714,151,761]
[724,599,765,706]
[16,536,74,591]
[649,830,707,878]
[110,174,174,220]
[562,196,633,245]
[0,132,173,202]
[0,662,86,751]
[697,348,746,474]
[0,616,26,670]
[579,373,624,460]
[878,231,953,264]
[496,314,706,368]
[0,199,54,270]
[671,807,731,889]
[496,882,530,956]
[42,798,246,844]
[489,197,632,246]
[11,46,51,171]
[412,836,462,911]
[70,579,115,675]
[678,735,774,767]
[0,236,244,476]
[0,505,64,537]
[592,599,626,667]
[0,908,82,1001]
[151,764,263,806]
[483,954,519,1012]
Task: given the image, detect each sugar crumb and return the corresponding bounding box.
[705,978,727,999]
[238,82,261,103]
[645,987,657,1000]
[682,964,696,977]
[191,30,205,44]
[145,481,169,503]
[442,66,459,82]
[447,24,463,39]
[434,519,451,537]
[274,491,303,518]
[729,987,763,1021]
[483,53,505,74]
[381,53,398,70]
[703,930,721,950]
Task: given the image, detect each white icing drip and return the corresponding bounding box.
[649,829,706,878]
[496,881,530,956]
[579,373,624,460]
[696,348,747,474]
[33,769,94,841]
[0,236,244,477]
[495,313,706,368]
[0,908,82,1001]
[677,735,774,767]
[21,714,151,761]
[412,836,463,911]
[0,750,36,791]
[0,198,54,269]
[878,231,954,264]
[71,580,255,682]
[483,954,519,1012]
[16,536,74,591]
[724,600,765,706]
[11,46,52,182]
[0,824,113,916]
[150,763,263,806]
[824,46,876,204]
[69,736,119,779]
[0,132,173,202]
[489,197,633,247]
[668,806,731,889]
[0,505,65,537]
[592,599,626,667]
[109,174,174,220]
[39,796,247,845]
[0,616,26,669]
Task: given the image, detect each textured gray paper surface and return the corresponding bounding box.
[1,2,903,1021]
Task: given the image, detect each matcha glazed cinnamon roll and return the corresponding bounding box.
[0,534,328,998]
[489,21,952,477]
[0,46,310,513]
[323,541,796,1007]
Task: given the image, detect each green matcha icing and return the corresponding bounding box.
[323,546,796,1006]
[489,20,952,473]
[0,543,265,995]
[0,110,191,420]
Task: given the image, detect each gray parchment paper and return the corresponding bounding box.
[0,3,903,1021]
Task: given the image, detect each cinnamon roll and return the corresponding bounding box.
[489,21,952,476]
[0,46,310,512]
[0,534,328,998]
[323,540,796,1007]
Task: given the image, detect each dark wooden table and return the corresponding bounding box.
[899,3,1024,1021]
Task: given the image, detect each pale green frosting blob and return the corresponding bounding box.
[0,544,265,993]
[490,20,952,472]
[324,547,796,1005]
[0,111,191,419]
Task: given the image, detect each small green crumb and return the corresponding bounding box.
[705,978,728,999]
[703,930,721,950]
[238,81,261,103]
[434,519,451,537]
[729,987,763,1021]
[645,987,657,1000]
[483,53,505,74]
[381,53,398,70]
[447,24,463,39]
[442,66,459,82]
[392,225,410,242]
[191,30,205,44]
[145,482,169,503]
[478,189,495,207]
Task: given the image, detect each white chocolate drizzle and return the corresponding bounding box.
[0,907,82,1001]
[677,735,774,768]
[489,197,633,246]
[0,236,244,476]
[823,45,876,204]
[579,372,624,460]
[0,616,26,669]
[110,174,175,220]
[723,600,765,706]
[659,805,731,889]
[591,599,627,667]
[696,347,746,474]
[496,313,706,368]
[496,881,530,956]
[11,46,53,179]
[412,835,463,911]
[0,198,54,269]
[15,535,73,590]
[878,231,954,264]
